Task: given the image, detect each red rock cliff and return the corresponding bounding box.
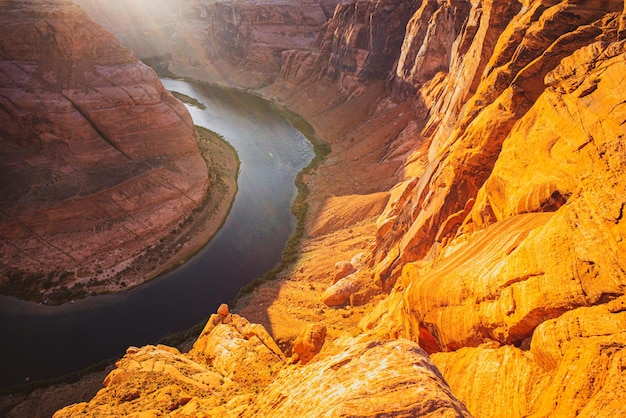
[0,0,208,302]
[169,0,347,87]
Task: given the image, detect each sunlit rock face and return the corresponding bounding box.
[55,310,472,417]
[73,0,179,59]
[0,0,208,301]
[359,1,626,416]
[374,0,624,286]
[170,0,347,87]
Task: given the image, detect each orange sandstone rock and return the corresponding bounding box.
[55,317,472,417]
[246,336,473,417]
[431,299,626,418]
[290,323,326,364]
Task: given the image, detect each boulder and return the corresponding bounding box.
[332,261,355,284]
[290,323,327,364]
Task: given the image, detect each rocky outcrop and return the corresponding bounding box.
[247,336,472,417]
[431,298,626,418]
[289,323,326,364]
[55,308,472,417]
[0,0,208,301]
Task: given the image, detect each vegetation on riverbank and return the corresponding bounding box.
[234,107,330,300]
[113,125,239,289]
[145,54,332,302]
[142,99,331,357]
[170,90,207,109]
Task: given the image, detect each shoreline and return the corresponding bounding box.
[0,129,240,400]
[0,124,240,306]
[105,125,240,298]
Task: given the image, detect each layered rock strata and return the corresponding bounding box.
[279,0,421,98]
[55,306,472,417]
[273,0,626,415]
[357,1,626,416]
[0,0,208,301]
[170,0,348,87]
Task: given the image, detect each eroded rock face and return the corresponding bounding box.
[373,0,624,287]
[0,0,208,301]
[247,336,472,417]
[431,298,626,418]
[360,1,626,416]
[170,0,346,87]
[278,0,421,98]
[55,312,472,417]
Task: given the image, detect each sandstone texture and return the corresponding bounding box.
[272,0,626,416]
[361,1,626,417]
[170,0,348,87]
[44,0,626,417]
[55,308,471,417]
[0,0,208,302]
[279,0,421,98]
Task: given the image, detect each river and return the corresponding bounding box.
[0,80,313,387]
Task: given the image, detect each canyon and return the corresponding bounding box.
[2,0,626,417]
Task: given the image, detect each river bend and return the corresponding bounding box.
[0,80,313,387]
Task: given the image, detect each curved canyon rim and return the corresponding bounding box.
[0,81,313,387]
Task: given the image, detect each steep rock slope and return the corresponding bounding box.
[55,306,472,417]
[355,1,626,417]
[0,0,208,302]
[170,0,348,87]
[279,0,421,98]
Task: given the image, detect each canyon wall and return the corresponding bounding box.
[73,0,179,58]
[74,0,350,80]
[51,0,626,417]
[358,1,626,417]
[170,0,348,87]
[0,0,208,302]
